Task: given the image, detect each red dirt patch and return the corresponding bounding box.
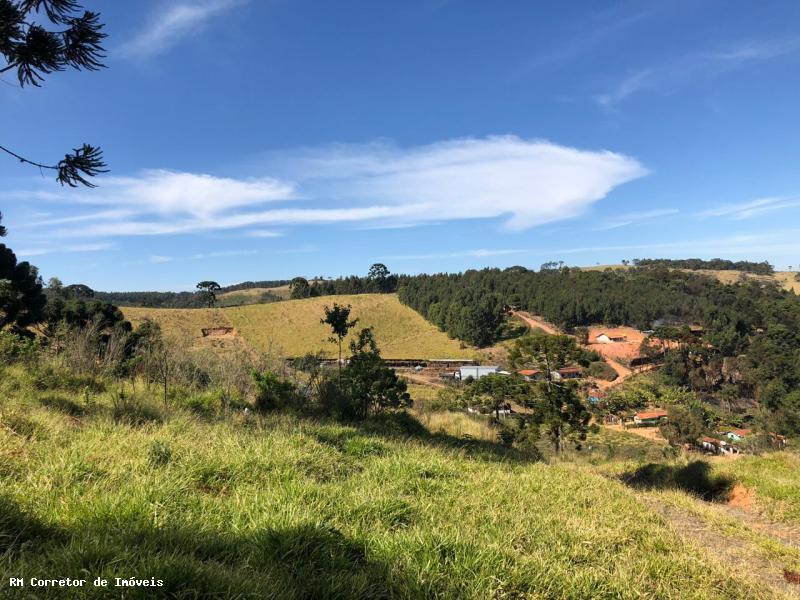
[784,570,800,585]
[727,483,754,510]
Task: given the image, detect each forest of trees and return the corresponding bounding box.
[631,258,775,274]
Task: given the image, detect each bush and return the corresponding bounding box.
[181,389,224,417]
[317,378,358,421]
[588,361,618,381]
[110,389,162,426]
[148,441,173,466]
[0,331,40,364]
[252,370,299,412]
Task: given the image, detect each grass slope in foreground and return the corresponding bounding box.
[0,366,775,599]
[224,293,475,359]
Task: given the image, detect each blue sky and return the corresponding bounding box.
[2,0,800,291]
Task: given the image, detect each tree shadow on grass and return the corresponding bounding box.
[2,492,418,599]
[0,494,65,554]
[357,411,540,465]
[620,460,736,501]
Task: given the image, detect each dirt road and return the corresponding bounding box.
[511,311,562,335]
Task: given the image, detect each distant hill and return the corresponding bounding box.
[582,264,799,294]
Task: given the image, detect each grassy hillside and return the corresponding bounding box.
[123,295,473,359]
[224,294,475,359]
[218,284,292,304]
[121,307,247,353]
[0,364,784,599]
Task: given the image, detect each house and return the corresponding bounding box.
[467,403,512,416]
[633,409,668,426]
[556,366,583,379]
[724,429,752,442]
[457,366,499,381]
[518,368,543,381]
[702,436,739,455]
[595,332,628,344]
[688,324,704,336]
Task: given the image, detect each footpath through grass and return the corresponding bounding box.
[0,365,782,599]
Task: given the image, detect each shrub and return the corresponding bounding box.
[181,390,223,417]
[0,331,40,364]
[110,389,162,426]
[148,441,173,466]
[317,377,358,421]
[252,371,299,412]
[588,361,618,381]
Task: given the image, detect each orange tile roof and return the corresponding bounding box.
[728,428,752,437]
[635,410,668,420]
[518,369,542,376]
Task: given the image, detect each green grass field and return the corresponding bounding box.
[224,294,475,359]
[0,364,782,599]
[122,294,476,359]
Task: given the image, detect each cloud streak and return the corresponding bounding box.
[15,242,114,258]
[596,36,800,107]
[120,0,245,59]
[593,208,679,231]
[696,196,800,220]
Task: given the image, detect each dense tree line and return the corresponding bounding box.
[290,264,399,299]
[632,258,774,274]
[396,265,796,345]
[220,279,291,293]
[92,290,208,308]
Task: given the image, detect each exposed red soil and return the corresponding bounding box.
[727,483,755,510]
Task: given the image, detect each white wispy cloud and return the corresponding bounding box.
[595,70,653,108]
[597,36,800,107]
[144,249,259,265]
[515,6,657,75]
[120,0,246,59]
[706,38,800,62]
[384,249,526,261]
[16,242,114,258]
[245,229,284,238]
[696,196,800,220]
[593,208,679,230]
[22,136,646,239]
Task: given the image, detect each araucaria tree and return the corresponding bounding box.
[531,381,591,452]
[196,281,221,308]
[321,303,358,379]
[0,214,46,330]
[1,0,108,187]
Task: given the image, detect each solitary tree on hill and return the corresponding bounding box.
[1,0,108,187]
[290,276,311,299]
[321,303,358,381]
[196,281,221,308]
